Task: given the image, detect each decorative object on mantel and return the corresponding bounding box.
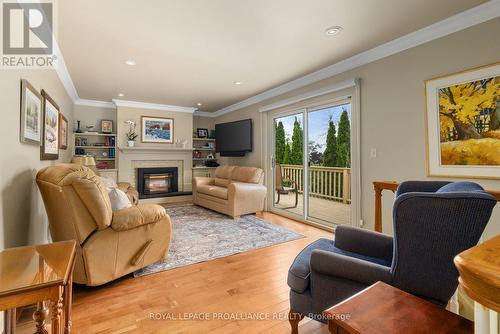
[175,139,187,148]
[425,62,500,179]
[40,90,59,160]
[59,113,68,150]
[141,116,174,143]
[125,120,138,147]
[101,120,113,133]
[20,79,42,145]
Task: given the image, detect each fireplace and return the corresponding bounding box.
[137,167,178,199]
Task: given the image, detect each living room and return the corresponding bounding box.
[1,1,499,333]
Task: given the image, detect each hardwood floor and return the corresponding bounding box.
[19,212,332,334]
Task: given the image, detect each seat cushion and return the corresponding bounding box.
[196,184,228,200]
[287,238,392,293]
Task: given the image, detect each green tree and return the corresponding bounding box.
[290,117,303,165]
[275,121,286,163]
[336,109,351,167]
[323,119,338,167]
[283,140,291,164]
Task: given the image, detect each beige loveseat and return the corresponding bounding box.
[193,166,267,218]
[36,164,172,286]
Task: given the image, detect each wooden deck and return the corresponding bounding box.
[274,192,351,226]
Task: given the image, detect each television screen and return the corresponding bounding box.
[215,119,252,155]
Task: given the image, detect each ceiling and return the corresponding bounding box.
[58,0,487,112]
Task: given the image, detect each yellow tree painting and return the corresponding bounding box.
[439,75,500,166]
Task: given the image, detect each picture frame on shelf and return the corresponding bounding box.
[425,62,500,179]
[141,116,174,143]
[197,128,208,138]
[59,113,68,150]
[40,90,59,160]
[20,79,42,145]
[101,119,113,133]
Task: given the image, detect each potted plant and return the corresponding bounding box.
[125,120,138,147]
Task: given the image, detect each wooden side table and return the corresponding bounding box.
[0,240,76,334]
[323,281,473,334]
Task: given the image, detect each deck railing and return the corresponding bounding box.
[280,164,351,203]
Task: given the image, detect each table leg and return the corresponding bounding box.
[51,288,63,334]
[33,302,49,334]
[64,274,73,334]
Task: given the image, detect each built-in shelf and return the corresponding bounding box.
[118,146,194,153]
[75,133,116,137]
[194,148,216,151]
[192,166,217,169]
[193,158,217,161]
[97,168,118,172]
[193,138,215,141]
[75,146,115,149]
[95,158,115,161]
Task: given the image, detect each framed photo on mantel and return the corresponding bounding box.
[425,62,500,179]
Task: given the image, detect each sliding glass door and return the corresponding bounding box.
[271,101,353,228]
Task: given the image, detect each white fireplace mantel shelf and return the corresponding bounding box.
[118,146,194,153]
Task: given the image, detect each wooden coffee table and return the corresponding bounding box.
[0,240,76,334]
[323,281,473,334]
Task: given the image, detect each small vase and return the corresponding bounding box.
[127,140,135,147]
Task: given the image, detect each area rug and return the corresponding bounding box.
[133,205,304,277]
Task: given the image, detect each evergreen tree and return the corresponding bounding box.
[336,109,351,167]
[323,119,338,167]
[283,140,291,164]
[290,117,303,165]
[275,121,286,163]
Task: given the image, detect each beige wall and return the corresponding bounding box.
[212,18,500,238]
[193,115,215,133]
[0,70,74,251]
[74,104,117,133]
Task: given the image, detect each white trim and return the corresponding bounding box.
[213,1,500,116]
[259,79,356,112]
[194,110,217,117]
[112,99,197,113]
[53,42,79,102]
[75,99,116,109]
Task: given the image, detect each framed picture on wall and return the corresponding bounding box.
[425,62,500,179]
[20,79,42,145]
[40,90,60,160]
[141,116,174,143]
[196,128,208,138]
[59,113,68,150]
[101,119,113,133]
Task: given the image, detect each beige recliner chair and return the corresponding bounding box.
[193,165,267,218]
[36,164,172,286]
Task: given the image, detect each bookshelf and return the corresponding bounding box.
[74,133,117,171]
[192,137,217,177]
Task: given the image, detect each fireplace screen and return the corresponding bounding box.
[144,174,171,194]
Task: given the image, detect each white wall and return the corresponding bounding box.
[211,18,500,238]
[0,69,74,251]
[74,104,117,134]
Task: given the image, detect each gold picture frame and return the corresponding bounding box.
[40,90,60,160]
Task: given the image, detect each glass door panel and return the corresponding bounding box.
[272,112,304,218]
[307,103,352,226]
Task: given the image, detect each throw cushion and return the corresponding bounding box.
[100,176,117,191]
[108,188,132,211]
[436,181,484,193]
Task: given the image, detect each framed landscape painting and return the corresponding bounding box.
[41,90,60,160]
[59,113,68,149]
[141,116,174,143]
[425,62,500,179]
[20,79,42,144]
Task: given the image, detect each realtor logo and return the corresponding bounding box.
[1,1,56,68]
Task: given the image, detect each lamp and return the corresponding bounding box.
[71,155,99,174]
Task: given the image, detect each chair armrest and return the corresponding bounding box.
[396,181,450,196]
[228,182,267,200]
[111,204,168,231]
[193,177,214,188]
[335,225,393,262]
[310,249,391,285]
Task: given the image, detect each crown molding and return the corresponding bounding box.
[75,99,116,109]
[213,1,500,116]
[259,79,356,112]
[194,110,217,117]
[112,99,197,113]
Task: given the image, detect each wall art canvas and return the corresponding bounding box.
[59,113,68,149]
[141,116,174,143]
[20,79,42,144]
[41,90,59,160]
[425,62,500,179]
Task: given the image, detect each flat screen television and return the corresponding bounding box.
[215,119,252,156]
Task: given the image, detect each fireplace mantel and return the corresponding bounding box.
[118,146,194,153]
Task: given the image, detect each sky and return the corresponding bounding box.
[275,103,351,151]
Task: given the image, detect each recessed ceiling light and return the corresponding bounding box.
[125,60,136,66]
[234,81,242,85]
[118,93,124,97]
[325,26,342,36]
[197,103,202,106]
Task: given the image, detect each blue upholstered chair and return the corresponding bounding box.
[287,181,497,332]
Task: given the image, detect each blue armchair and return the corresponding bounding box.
[287,181,497,332]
